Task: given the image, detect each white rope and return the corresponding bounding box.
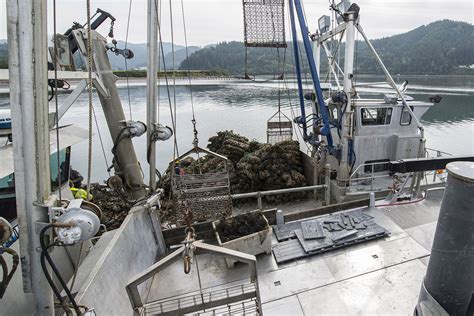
[86,0,93,200]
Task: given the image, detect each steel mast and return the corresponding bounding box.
[147,0,159,190]
[7,0,54,313]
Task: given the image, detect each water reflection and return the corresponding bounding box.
[0,76,473,181]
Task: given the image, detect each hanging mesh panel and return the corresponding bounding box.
[171,147,233,224]
[267,110,293,144]
[243,0,287,48]
[173,171,233,223]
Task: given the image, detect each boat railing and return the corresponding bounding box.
[349,159,448,195]
[231,184,329,208]
[425,147,453,157]
[349,161,392,189]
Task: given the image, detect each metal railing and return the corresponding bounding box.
[425,147,453,157]
[231,184,329,209]
[348,161,393,191]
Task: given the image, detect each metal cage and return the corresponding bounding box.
[243,0,287,48]
[266,110,293,144]
[126,242,262,316]
[172,146,233,224]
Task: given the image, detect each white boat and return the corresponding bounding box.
[1,1,473,315]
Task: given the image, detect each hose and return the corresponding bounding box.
[0,247,19,298]
[39,225,82,315]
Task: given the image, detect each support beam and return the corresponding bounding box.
[90,32,147,199]
[338,11,356,183]
[388,156,474,173]
[147,0,158,190]
[7,0,54,313]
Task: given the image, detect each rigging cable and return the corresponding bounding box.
[180,0,199,148]
[92,105,111,177]
[124,0,134,120]
[86,0,93,201]
[154,0,179,157]
[52,0,62,202]
[169,0,179,161]
[154,0,180,220]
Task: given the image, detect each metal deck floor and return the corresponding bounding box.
[146,199,440,315]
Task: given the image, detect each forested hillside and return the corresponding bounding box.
[180,20,474,75]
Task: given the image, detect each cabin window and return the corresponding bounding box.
[0,174,15,191]
[400,106,414,126]
[364,159,390,173]
[361,108,392,126]
[50,148,71,191]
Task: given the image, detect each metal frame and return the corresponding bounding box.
[7,0,54,312]
[126,241,262,315]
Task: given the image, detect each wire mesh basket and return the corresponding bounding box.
[243,0,287,48]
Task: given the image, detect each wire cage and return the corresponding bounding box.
[171,146,233,224]
[243,0,287,48]
[267,110,293,144]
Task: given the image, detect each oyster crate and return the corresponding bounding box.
[213,212,272,268]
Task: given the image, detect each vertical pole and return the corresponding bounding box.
[7,0,54,313]
[338,11,355,183]
[257,192,263,210]
[313,35,321,77]
[325,164,331,206]
[147,0,158,190]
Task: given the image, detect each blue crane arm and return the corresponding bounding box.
[290,0,334,149]
[288,0,308,139]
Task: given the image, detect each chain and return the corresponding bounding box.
[108,20,115,38]
[182,204,195,274]
[191,118,198,148]
[86,0,93,201]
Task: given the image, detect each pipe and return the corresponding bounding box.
[231,184,326,200]
[416,161,474,315]
[146,0,159,190]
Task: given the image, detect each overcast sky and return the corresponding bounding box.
[0,0,472,46]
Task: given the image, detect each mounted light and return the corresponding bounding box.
[318,15,331,34]
[336,0,351,24]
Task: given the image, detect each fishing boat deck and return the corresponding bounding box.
[145,197,441,315]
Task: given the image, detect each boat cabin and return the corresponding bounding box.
[0,125,88,221]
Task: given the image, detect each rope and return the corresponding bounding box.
[125,0,133,120]
[92,107,111,176]
[180,0,199,148]
[52,0,62,202]
[154,0,179,157]
[86,0,93,201]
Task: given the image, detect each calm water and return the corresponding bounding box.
[1,75,473,182]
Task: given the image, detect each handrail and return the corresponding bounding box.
[231,184,329,208]
[350,161,390,179]
[425,147,453,157]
